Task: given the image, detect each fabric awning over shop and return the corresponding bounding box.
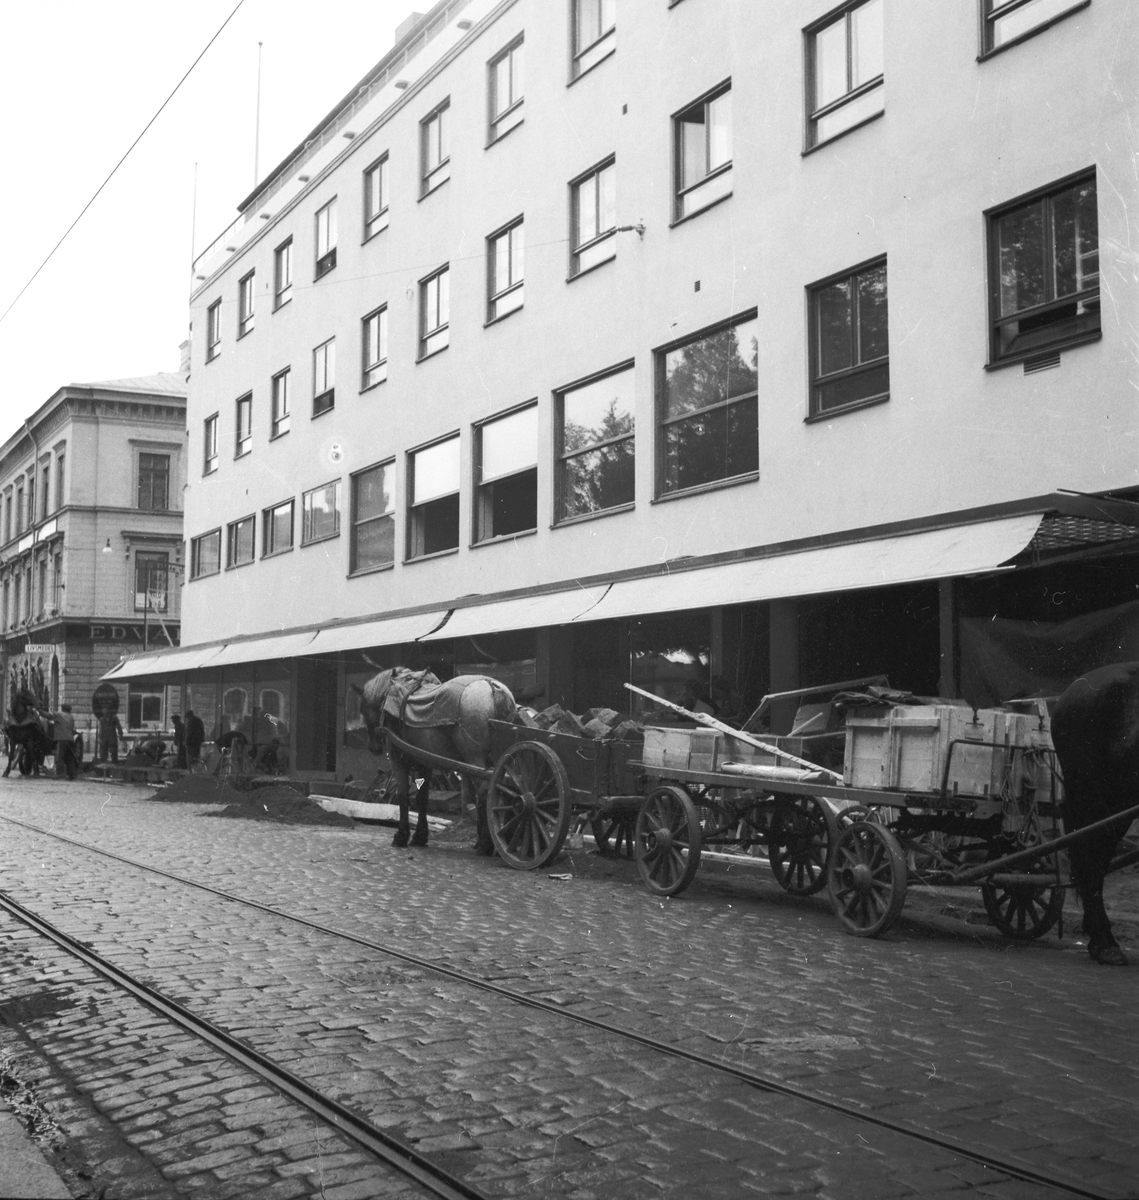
[421,586,609,642]
[207,630,320,667]
[307,610,449,655]
[101,643,226,681]
[575,514,1044,624]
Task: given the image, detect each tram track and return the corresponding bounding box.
[0,812,1124,1200]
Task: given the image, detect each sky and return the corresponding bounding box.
[0,0,424,444]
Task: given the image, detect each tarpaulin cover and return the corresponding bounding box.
[372,668,510,729]
[959,599,1139,708]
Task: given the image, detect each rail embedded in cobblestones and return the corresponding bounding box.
[0,812,1123,1200]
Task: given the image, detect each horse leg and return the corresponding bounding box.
[1070,832,1127,966]
[410,773,431,846]
[391,759,412,848]
[471,776,495,857]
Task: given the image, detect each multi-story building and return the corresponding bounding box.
[111,0,1139,783]
[2,369,188,742]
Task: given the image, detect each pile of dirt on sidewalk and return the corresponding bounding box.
[211,785,356,828]
[146,775,248,805]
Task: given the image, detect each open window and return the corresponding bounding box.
[475,404,537,543]
[674,82,732,221]
[408,435,460,559]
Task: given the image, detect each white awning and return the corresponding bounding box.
[207,630,320,667]
[101,643,226,681]
[421,586,609,642]
[308,610,448,655]
[576,515,1044,623]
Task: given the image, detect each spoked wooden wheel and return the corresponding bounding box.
[487,742,572,870]
[981,877,1064,940]
[768,795,838,895]
[591,813,636,858]
[828,821,908,937]
[635,786,702,897]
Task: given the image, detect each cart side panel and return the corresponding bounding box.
[487,719,643,797]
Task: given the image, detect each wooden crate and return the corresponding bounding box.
[642,726,780,774]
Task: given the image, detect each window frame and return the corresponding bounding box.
[654,309,760,500]
[419,265,450,360]
[203,414,219,475]
[979,0,1090,57]
[225,514,256,569]
[235,393,252,458]
[134,551,170,613]
[301,479,342,546]
[313,338,336,415]
[984,168,1100,368]
[274,237,293,308]
[407,433,461,561]
[569,156,617,278]
[572,0,616,80]
[137,452,170,511]
[271,369,291,438]
[807,256,890,421]
[672,80,733,224]
[315,198,338,278]
[206,299,222,361]
[190,529,221,580]
[350,459,396,574]
[554,360,636,525]
[487,217,524,323]
[262,498,295,558]
[363,154,390,240]
[488,35,525,143]
[238,270,255,337]
[804,0,885,151]
[362,306,389,390]
[473,401,539,545]
[420,100,451,197]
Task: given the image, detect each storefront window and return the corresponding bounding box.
[630,612,711,716]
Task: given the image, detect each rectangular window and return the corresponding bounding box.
[364,155,389,239]
[988,172,1099,365]
[271,369,291,437]
[302,480,341,545]
[238,271,255,336]
[556,363,635,522]
[3,493,9,542]
[191,529,221,579]
[26,475,35,529]
[262,499,294,557]
[313,338,336,414]
[226,515,255,567]
[806,0,884,149]
[657,313,759,496]
[487,219,524,321]
[206,299,221,360]
[570,158,616,276]
[52,551,62,610]
[475,405,537,543]
[204,414,219,474]
[37,558,46,618]
[13,576,20,624]
[40,464,49,521]
[274,238,293,307]
[408,435,460,558]
[982,0,1087,53]
[573,0,616,78]
[55,453,64,510]
[362,307,388,388]
[315,199,338,277]
[421,101,450,196]
[809,259,889,417]
[15,485,23,533]
[138,453,170,510]
[419,266,450,358]
[489,37,524,142]
[351,461,395,572]
[235,394,252,457]
[674,82,732,221]
[134,551,169,612]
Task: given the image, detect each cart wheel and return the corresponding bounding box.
[635,785,702,897]
[591,813,636,859]
[487,742,572,870]
[981,878,1064,940]
[828,821,908,937]
[768,795,838,895]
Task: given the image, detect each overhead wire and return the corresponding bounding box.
[0,0,247,328]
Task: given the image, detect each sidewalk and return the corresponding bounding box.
[0,1104,69,1199]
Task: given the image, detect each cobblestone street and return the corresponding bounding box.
[0,775,1136,1199]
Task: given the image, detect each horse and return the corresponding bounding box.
[1050,661,1139,966]
[359,667,516,854]
[3,690,51,778]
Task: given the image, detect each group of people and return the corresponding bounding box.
[46,707,207,778]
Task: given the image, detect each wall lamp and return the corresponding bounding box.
[102,538,112,553]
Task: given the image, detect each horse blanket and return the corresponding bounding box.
[372,668,508,729]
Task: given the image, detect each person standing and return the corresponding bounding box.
[53,704,78,780]
[97,708,123,764]
[171,713,187,770]
[185,709,205,766]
